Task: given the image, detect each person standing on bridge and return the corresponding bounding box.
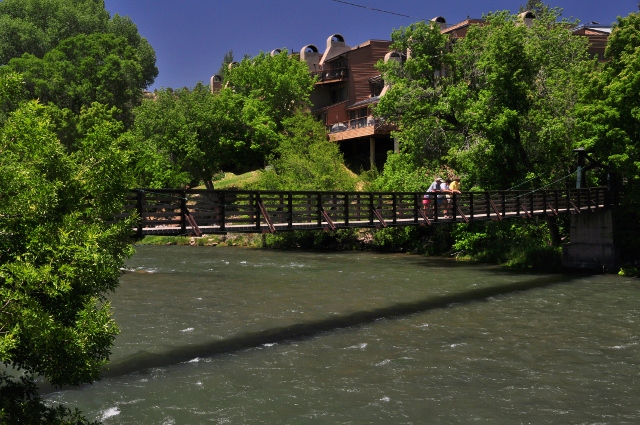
[440,178,451,218]
[425,177,442,217]
[446,177,461,218]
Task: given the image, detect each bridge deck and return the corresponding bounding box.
[120,188,609,237]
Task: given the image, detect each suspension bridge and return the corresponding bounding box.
[122,186,611,238]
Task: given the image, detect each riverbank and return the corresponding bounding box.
[134,224,567,273]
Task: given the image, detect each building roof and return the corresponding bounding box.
[347,96,380,110]
[573,24,612,34]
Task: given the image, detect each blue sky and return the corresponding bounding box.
[102,0,638,90]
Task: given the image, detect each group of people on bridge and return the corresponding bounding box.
[424,176,461,218]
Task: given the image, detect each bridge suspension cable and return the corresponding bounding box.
[513,170,578,200]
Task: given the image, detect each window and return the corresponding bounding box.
[330,86,347,104]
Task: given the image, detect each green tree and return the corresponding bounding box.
[0,100,134,422]
[0,0,110,65]
[130,51,314,188]
[0,0,158,124]
[375,9,590,191]
[0,71,25,123]
[252,112,357,191]
[4,32,150,124]
[575,12,640,187]
[225,50,314,127]
[573,12,640,260]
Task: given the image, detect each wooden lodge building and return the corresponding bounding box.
[211,12,612,172]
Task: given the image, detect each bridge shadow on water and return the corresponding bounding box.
[93,269,589,382]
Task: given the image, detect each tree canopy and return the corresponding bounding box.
[374,9,591,191]
[574,12,640,195]
[0,0,157,124]
[130,50,315,188]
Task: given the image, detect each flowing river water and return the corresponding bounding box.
[44,246,639,424]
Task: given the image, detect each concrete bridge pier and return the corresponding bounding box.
[562,209,618,271]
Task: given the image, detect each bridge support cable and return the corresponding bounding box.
[320,207,337,231]
[546,203,559,217]
[416,207,432,226]
[185,211,202,236]
[455,206,469,223]
[489,198,503,221]
[372,208,388,228]
[257,198,276,233]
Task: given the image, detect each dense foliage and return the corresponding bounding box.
[130,50,316,188]
[374,9,590,191]
[250,112,357,191]
[0,95,134,422]
[0,0,149,422]
[573,11,640,259]
[372,7,607,263]
[0,0,157,125]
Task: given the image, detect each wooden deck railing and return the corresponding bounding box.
[117,187,610,237]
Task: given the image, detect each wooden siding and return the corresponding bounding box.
[346,40,392,106]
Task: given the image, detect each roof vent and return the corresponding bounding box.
[384,51,402,63]
[210,75,222,94]
[430,16,447,31]
[320,33,351,66]
[518,11,536,27]
[300,44,320,72]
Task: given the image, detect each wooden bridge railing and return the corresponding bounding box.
[118,187,610,237]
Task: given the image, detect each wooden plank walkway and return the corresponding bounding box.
[117,188,610,237]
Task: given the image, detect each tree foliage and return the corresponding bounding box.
[0,100,134,386]
[574,12,640,196]
[251,112,357,191]
[131,50,315,188]
[375,9,591,191]
[0,0,157,124]
[0,0,110,65]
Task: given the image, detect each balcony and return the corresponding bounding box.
[311,67,349,83]
[327,116,377,134]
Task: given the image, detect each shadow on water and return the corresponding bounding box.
[95,272,586,381]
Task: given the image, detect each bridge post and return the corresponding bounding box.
[136,190,144,239]
[562,209,618,271]
[180,190,187,235]
[220,191,226,233]
[344,193,349,227]
[287,193,293,230]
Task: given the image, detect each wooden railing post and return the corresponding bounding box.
[254,193,261,232]
[392,193,397,225]
[317,192,322,227]
[542,190,547,215]
[136,190,144,238]
[344,193,349,227]
[485,192,490,219]
[369,193,374,226]
[529,191,534,216]
[287,193,293,230]
[469,192,474,220]
[452,192,457,221]
[501,192,506,218]
[219,191,226,233]
[180,190,187,235]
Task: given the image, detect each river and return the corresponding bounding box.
[45,245,640,424]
